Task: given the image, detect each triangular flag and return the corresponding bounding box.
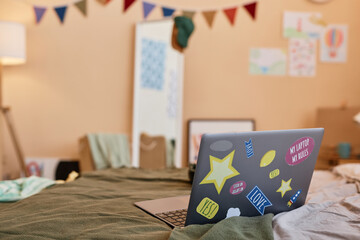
[34,6,47,24]
[124,0,136,12]
[243,2,257,20]
[223,7,237,25]
[96,0,112,5]
[183,11,195,19]
[74,0,87,17]
[54,6,68,24]
[143,2,156,19]
[162,7,175,17]
[202,11,217,28]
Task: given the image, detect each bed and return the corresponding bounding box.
[0,165,359,239]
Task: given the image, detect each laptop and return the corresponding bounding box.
[134,128,324,228]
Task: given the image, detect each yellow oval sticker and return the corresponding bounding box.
[269,169,280,179]
[260,150,276,167]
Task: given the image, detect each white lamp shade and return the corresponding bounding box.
[0,21,26,65]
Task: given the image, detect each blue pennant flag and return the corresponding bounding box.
[162,7,175,17]
[34,6,47,24]
[143,2,156,19]
[54,6,68,24]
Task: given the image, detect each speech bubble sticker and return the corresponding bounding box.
[244,139,254,158]
[269,169,280,179]
[196,197,219,219]
[225,207,241,219]
[287,190,302,207]
[260,150,276,167]
[246,186,272,215]
[285,137,315,166]
[229,181,247,195]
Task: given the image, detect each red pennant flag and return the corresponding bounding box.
[96,0,112,5]
[124,0,136,12]
[223,7,238,25]
[243,2,257,20]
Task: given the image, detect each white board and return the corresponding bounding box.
[132,19,184,168]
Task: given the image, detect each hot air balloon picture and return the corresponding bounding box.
[321,25,348,63]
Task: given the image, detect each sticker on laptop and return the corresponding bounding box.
[245,139,254,158]
[276,178,292,198]
[287,190,302,207]
[269,169,280,179]
[246,186,272,215]
[285,137,315,166]
[260,150,276,167]
[200,150,240,194]
[225,207,241,219]
[210,140,233,152]
[229,181,246,195]
[196,197,219,219]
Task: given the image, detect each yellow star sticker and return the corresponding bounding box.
[276,178,292,198]
[200,150,240,194]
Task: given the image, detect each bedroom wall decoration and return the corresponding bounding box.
[21,0,259,26]
[249,48,287,76]
[250,9,348,78]
[283,11,324,39]
[288,38,317,77]
[320,24,348,63]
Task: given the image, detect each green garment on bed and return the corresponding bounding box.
[169,214,274,240]
[0,176,55,202]
[87,133,131,170]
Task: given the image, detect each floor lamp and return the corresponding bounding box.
[0,21,29,178]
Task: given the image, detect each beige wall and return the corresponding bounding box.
[1,0,360,178]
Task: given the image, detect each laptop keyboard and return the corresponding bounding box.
[155,209,187,227]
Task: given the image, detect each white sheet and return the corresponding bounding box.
[273,168,360,240]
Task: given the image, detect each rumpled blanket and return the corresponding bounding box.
[332,163,360,187]
[170,214,274,240]
[0,176,55,202]
[273,169,360,240]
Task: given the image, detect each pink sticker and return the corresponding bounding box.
[230,181,246,195]
[285,137,315,166]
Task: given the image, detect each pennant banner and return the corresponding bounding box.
[74,0,87,17]
[29,0,259,27]
[54,6,68,24]
[124,0,136,12]
[34,6,47,24]
[223,7,237,25]
[202,11,217,28]
[143,2,156,19]
[162,7,175,17]
[243,2,257,20]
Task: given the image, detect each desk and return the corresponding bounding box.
[335,159,360,165]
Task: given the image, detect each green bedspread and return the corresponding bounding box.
[0,168,273,240]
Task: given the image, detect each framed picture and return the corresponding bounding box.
[187,119,255,165]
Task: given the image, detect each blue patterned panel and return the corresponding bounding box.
[141,38,167,90]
